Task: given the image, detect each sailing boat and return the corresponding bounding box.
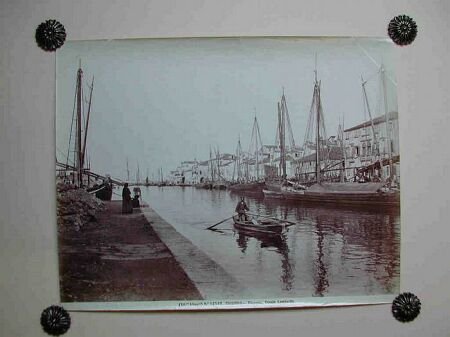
[212,147,227,189]
[145,168,150,186]
[157,168,166,187]
[264,67,399,207]
[229,114,266,194]
[61,62,113,200]
[263,90,298,195]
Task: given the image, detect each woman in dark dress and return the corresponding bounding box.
[122,183,132,214]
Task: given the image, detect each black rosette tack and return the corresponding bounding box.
[35,20,66,51]
[40,305,71,336]
[388,15,417,46]
[392,292,421,322]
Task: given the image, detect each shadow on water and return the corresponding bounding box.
[234,230,294,291]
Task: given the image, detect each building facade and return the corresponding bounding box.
[344,111,399,181]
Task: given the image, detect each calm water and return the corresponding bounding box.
[138,186,400,298]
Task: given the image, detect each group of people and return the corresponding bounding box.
[121,184,142,214]
[123,183,251,221]
[121,183,133,214]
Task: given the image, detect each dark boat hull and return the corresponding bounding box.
[232,216,284,234]
[282,191,399,206]
[262,189,284,199]
[194,183,213,189]
[228,181,265,194]
[264,182,399,207]
[87,183,113,201]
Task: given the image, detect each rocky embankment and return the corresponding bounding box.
[57,183,105,231]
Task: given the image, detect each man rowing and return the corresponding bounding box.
[235,196,249,221]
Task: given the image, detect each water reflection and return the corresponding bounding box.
[141,187,400,297]
[314,217,329,296]
[234,230,294,291]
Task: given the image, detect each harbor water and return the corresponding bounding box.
[137,186,400,299]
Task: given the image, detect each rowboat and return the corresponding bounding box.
[232,215,287,235]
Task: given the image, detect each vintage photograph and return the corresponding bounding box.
[56,37,400,310]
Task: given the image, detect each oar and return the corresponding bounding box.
[207,216,233,230]
[247,212,296,225]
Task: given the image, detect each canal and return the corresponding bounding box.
[139,186,400,299]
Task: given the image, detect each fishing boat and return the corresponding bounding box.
[264,66,400,207]
[228,115,266,194]
[228,181,265,194]
[87,179,113,201]
[195,180,213,189]
[157,168,166,187]
[261,188,284,199]
[263,90,300,197]
[232,215,288,235]
[56,62,115,201]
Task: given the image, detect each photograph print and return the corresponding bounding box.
[56,37,400,310]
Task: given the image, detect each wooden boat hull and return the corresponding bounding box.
[262,189,284,199]
[228,182,265,194]
[281,191,399,206]
[265,183,400,207]
[195,183,213,189]
[87,183,112,201]
[232,216,284,234]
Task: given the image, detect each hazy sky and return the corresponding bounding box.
[56,37,397,180]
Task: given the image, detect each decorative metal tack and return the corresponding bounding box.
[40,305,71,336]
[388,15,417,46]
[35,20,66,51]
[392,292,421,322]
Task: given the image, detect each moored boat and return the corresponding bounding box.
[87,182,113,201]
[265,65,400,208]
[262,188,284,199]
[228,181,265,194]
[268,182,399,206]
[57,64,115,201]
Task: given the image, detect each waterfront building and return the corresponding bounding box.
[344,111,399,181]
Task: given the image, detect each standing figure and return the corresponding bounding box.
[132,187,141,208]
[235,196,249,221]
[122,183,133,214]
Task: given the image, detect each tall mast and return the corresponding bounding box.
[249,111,263,181]
[216,148,221,179]
[381,66,391,159]
[209,146,214,182]
[254,116,259,180]
[381,65,394,180]
[255,115,263,181]
[361,75,378,156]
[81,76,94,168]
[126,157,130,182]
[76,61,83,187]
[237,136,242,180]
[282,99,287,180]
[315,70,321,184]
[339,118,346,183]
[278,100,286,180]
[277,102,282,178]
[234,135,242,181]
[136,162,140,184]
